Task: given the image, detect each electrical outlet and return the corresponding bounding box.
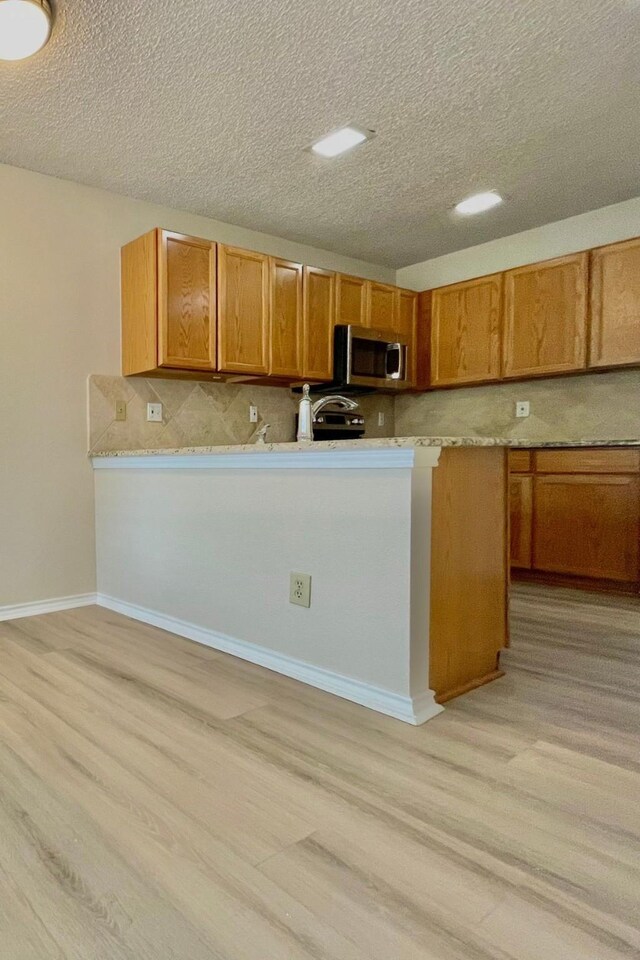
[289,572,311,608]
[146,402,163,422]
[115,400,127,422]
[515,401,530,418]
[377,411,385,427]
[249,405,258,423]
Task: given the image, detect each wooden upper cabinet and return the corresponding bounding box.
[269,258,303,378]
[509,474,533,569]
[368,281,398,332]
[158,231,217,371]
[302,266,336,381]
[502,253,588,378]
[415,291,431,389]
[590,237,640,369]
[121,228,216,376]
[396,289,418,385]
[335,274,368,328]
[430,274,503,387]
[121,230,158,376]
[218,245,269,375]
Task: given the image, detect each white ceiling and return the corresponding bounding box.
[1,0,639,268]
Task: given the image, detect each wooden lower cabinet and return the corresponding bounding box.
[429,447,508,702]
[533,474,640,583]
[509,448,640,591]
[509,474,533,569]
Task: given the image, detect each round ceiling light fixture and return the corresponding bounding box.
[454,191,503,216]
[0,0,52,61]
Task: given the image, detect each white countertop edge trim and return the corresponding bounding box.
[91,449,422,470]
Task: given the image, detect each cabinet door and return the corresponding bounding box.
[430,274,502,386]
[502,253,588,378]
[218,245,269,374]
[533,474,640,582]
[302,266,336,381]
[396,289,418,385]
[590,237,640,368]
[368,281,398,331]
[335,274,368,328]
[415,291,431,389]
[269,258,303,378]
[158,231,217,371]
[509,475,533,569]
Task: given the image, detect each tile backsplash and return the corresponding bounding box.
[89,367,640,453]
[88,375,395,452]
[395,368,640,441]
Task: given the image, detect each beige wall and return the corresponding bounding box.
[395,369,640,441]
[0,163,392,609]
[397,195,640,290]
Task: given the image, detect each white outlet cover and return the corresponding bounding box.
[146,402,163,422]
[377,411,385,427]
[515,401,530,418]
[289,572,311,608]
[249,405,258,423]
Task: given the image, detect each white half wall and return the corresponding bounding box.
[0,162,392,608]
[93,454,442,723]
[397,195,640,290]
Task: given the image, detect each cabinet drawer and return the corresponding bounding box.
[508,450,532,473]
[535,449,640,474]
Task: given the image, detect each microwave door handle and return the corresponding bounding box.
[385,342,404,380]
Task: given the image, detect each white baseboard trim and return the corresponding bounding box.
[0,593,97,622]
[96,593,443,726]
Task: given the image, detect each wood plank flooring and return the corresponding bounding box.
[0,583,638,959]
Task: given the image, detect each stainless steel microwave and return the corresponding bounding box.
[333,325,409,391]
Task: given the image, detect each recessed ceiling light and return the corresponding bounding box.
[0,0,52,61]
[454,191,503,215]
[310,125,373,158]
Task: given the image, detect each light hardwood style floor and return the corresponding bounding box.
[0,584,638,959]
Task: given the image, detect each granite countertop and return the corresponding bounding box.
[90,436,640,458]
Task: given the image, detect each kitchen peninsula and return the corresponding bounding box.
[92,437,509,724]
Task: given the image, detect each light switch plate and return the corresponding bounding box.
[249,405,258,423]
[378,411,385,427]
[146,402,163,422]
[115,400,127,422]
[515,401,530,418]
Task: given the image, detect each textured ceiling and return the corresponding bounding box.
[1,0,639,267]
